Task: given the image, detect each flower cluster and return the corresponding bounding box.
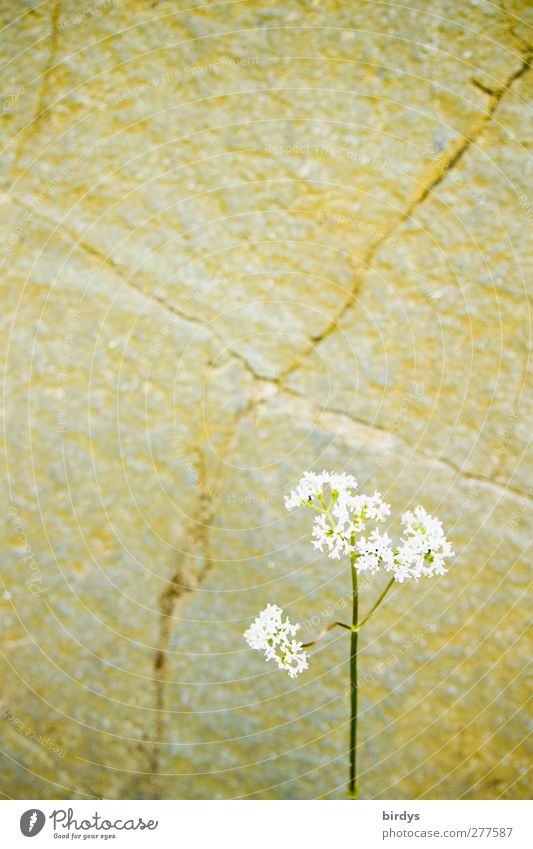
[243,603,309,678]
[286,470,391,561]
[284,470,359,510]
[285,471,453,582]
[391,506,454,582]
[355,529,394,574]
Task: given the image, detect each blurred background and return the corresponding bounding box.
[1,0,531,799]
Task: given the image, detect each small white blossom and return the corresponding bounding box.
[387,505,454,582]
[284,470,358,511]
[365,491,391,523]
[279,639,309,678]
[355,529,394,574]
[311,513,354,559]
[244,604,309,677]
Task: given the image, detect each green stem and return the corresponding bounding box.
[349,549,359,798]
[301,620,351,649]
[358,577,395,629]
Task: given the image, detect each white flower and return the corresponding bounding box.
[355,529,394,574]
[386,505,454,582]
[243,603,292,650]
[277,639,309,678]
[311,513,354,559]
[244,604,309,677]
[365,491,391,523]
[338,491,391,530]
[284,470,358,511]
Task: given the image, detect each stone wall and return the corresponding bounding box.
[1,0,531,799]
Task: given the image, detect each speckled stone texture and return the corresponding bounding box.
[1,0,531,800]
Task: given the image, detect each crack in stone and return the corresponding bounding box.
[13,0,61,170]
[7,196,272,384]
[471,78,498,97]
[402,54,531,206]
[272,386,533,506]
[12,197,530,508]
[499,0,533,53]
[144,359,258,782]
[274,52,532,389]
[148,448,215,777]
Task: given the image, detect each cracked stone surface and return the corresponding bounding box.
[1,1,531,799]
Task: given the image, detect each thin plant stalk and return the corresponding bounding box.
[300,574,394,796]
[349,548,359,798]
[301,620,351,649]
[358,576,394,628]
